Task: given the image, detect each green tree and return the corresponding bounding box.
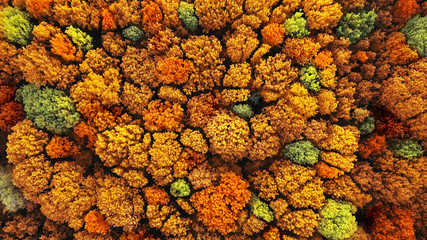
[0,167,26,212]
[300,65,320,92]
[250,193,274,222]
[282,140,319,165]
[284,11,310,38]
[0,7,33,45]
[401,15,427,57]
[170,179,191,198]
[65,26,93,51]
[178,2,198,32]
[359,116,375,135]
[231,103,254,119]
[390,139,423,159]
[318,199,357,240]
[122,26,145,42]
[16,84,80,134]
[336,10,377,44]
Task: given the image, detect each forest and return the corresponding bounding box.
[0,0,426,239]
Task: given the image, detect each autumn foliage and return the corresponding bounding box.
[364,203,416,240]
[0,0,425,239]
[0,85,23,131]
[50,33,83,62]
[190,172,251,235]
[84,210,111,235]
[45,136,78,159]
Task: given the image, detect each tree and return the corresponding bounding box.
[249,170,278,201]
[270,160,325,209]
[317,89,338,115]
[250,193,274,222]
[51,0,101,30]
[16,43,79,89]
[122,26,145,42]
[0,101,23,132]
[0,40,19,84]
[261,23,285,46]
[143,100,184,132]
[303,0,343,31]
[315,50,334,69]
[141,1,163,35]
[65,26,93,51]
[180,129,209,154]
[283,37,321,65]
[186,93,222,129]
[16,84,80,134]
[12,154,53,203]
[300,65,320,92]
[390,139,423,159]
[244,0,279,23]
[392,0,419,25]
[148,132,182,186]
[253,53,298,102]
[45,136,78,159]
[190,172,251,235]
[385,32,418,65]
[319,124,359,156]
[121,47,157,88]
[108,0,141,29]
[277,209,319,238]
[358,135,386,159]
[194,0,243,32]
[364,203,416,240]
[101,32,127,57]
[6,119,49,165]
[231,104,254,119]
[323,175,372,208]
[121,82,153,115]
[181,35,226,93]
[401,15,427,57]
[157,86,188,104]
[284,11,310,38]
[0,85,23,131]
[359,116,375,135]
[101,9,116,31]
[248,113,281,161]
[39,161,96,230]
[1,210,43,239]
[84,210,111,235]
[70,68,121,107]
[147,28,180,55]
[205,113,250,162]
[96,175,145,232]
[95,124,147,168]
[178,2,198,32]
[223,63,251,88]
[155,57,192,85]
[352,148,424,206]
[160,212,191,237]
[282,140,320,166]
[80,48,119,76]
[50,33,83,62]
[0,166,26,212]
[25,0,53,19]
[318,199,357,240]
[315,161,344,179]
[379,60,427,122]
[336,10,377,44]
[226,24,259,63]
[0,7,33,45]
[320,151,357,172]
[170,179,191,198]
